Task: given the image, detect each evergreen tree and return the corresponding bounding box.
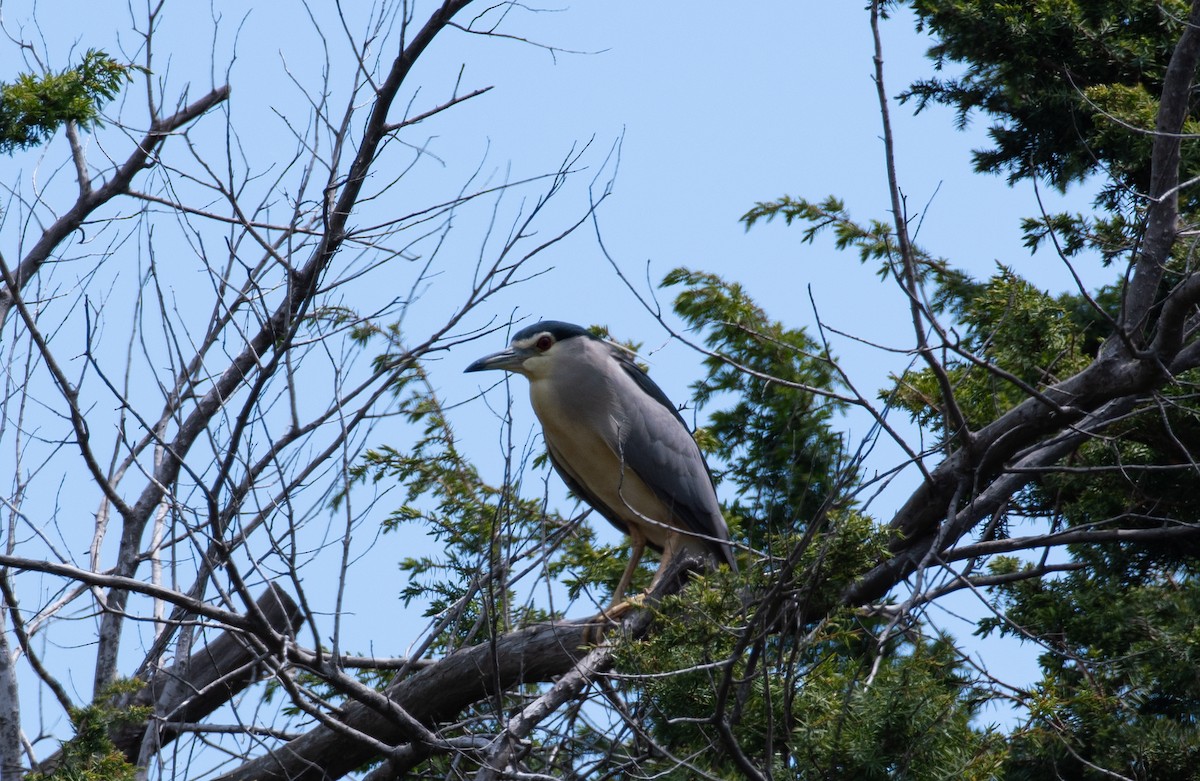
[0,50,131,154]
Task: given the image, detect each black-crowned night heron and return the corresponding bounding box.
[466,321,736,623]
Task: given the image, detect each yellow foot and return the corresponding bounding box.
[582,595,646,645]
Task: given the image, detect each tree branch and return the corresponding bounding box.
[1119,0,1200,337]
[219,556,701,781]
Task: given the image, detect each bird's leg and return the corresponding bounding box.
[646,534,680,593]
[583,529,646,644]
[610,529,646,609]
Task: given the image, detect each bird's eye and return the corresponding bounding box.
[535,335,553,352]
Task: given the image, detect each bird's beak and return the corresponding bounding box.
[464,346,528,374]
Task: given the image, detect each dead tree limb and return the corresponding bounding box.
[31,585,302,775]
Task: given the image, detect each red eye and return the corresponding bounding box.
[535,335,553,352]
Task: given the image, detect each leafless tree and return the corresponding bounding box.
[0,2,605,778]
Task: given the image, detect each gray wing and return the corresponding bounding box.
[614,356,736,568]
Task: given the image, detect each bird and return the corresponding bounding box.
[465,320,736,626]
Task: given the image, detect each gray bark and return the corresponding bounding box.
[218,619,591,781]
[31,586,303,777]
[0,607,21,780]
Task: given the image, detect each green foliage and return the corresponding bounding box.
[787,633,1006,780]
[593,512,943,779]
[871,234,1200,780]
[740,10,1200,776]
[890,268,1097,434]
[1038,389,1200,563]
[26,680,147,781]
[1020,210,1139,266]
[742,195,899,266]
[615,568,1004,779]
[665,267,852,543]
[741,194,982,317]
[965,365,1200,779]
[353,381,570,642]
[982,558,1200,780]
[784,509,894,605]
[875,260,1200,778]
[0,50,133,154]
[906,0,1200,209]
